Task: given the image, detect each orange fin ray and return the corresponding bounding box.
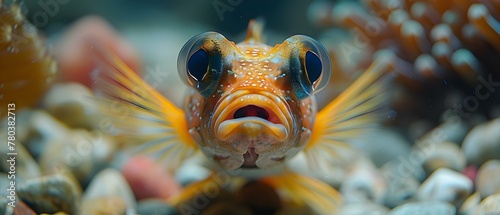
[305,58,395,170]
[261,172,342,214]
[93,47,198,172]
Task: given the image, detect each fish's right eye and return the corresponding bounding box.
[187,49,209,82]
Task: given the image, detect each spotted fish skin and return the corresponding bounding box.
[180,27,327,170]
[95,19,394,214]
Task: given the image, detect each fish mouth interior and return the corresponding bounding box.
[233,105,269,121]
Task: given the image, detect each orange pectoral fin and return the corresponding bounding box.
[305,58,395,170]
[261,172,342,214]
[93,45,198,172]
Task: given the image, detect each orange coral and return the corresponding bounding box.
[0,1,57,117]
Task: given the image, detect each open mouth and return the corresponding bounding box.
[234,105,269,120]
[232,105,282,125]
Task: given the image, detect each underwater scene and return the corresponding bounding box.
[1,0,500,214]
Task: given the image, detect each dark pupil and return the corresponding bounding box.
[305,51,322,84]
[187,49,209,81]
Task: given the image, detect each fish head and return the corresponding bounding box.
[177,29,331,170]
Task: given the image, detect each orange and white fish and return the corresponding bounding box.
[95,20,394,214]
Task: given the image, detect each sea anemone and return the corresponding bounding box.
[0,0,57,117]
[309,0,500,125]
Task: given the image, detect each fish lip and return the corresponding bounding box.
[212,90,292,138]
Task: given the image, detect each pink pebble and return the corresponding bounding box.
[462,165,478,184]
[122,156,182,200]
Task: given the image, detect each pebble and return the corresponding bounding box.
[462,118,500,165]
[475,160,500,198]
[459,192,480,215]
[416,168,473,206]
[137,199,177,215]
[0,142,41,183]
[0,197,13,215]
[421,141,466,173]
[39,129,116,186]
[16,173,82,214]
[390,201,456,215]
[339,203,389,215]
[79,196,127,215]
[474,193,500,215]
[415,119,468,149]
[380,161,421,208]
[340,160,387,204]
[22,110,70,158]
[41,82,100,130]
[122,156,182,200]
[349,128,411,167]
[13,201,36,215]
[175,154,212,186]
[80,168,136,215]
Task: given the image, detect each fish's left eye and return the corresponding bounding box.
[187,49,209,82]
[282,35,331,100]
[305,51,322,84]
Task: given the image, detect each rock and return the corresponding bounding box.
[462,165,479,184]
[462,118,500,165]
[390,201,456,215]
[79,197,127,215]
[13,201,36,215]
[137,199,177,215]
[416,168,473,206]
[39,129,116,186]
[421,141,466,173]
[340,160,387,204]
[416,119,469,149]
[41,82,100,129]
[474,193,500,215]
[122,156,182,200]
[459,192,480,215]
[288,148,367,188]
[17,173,82,214]
[349,128,411,167]
[80,168,136,215]
[175,155,212,186]
[339,203,389,215]
[22,110,70,158]
[380,161,421,208]
[476,160,500,198]
[0,196,14,215]
[0,142,41,183]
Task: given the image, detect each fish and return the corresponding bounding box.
[94,20,395,214]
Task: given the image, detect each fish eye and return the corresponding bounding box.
[187,49,209,82]
[281,35,331,100]
[178,32,230,97]
[304,51,322,84]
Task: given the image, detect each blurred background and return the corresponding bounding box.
[2,0,500,214]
